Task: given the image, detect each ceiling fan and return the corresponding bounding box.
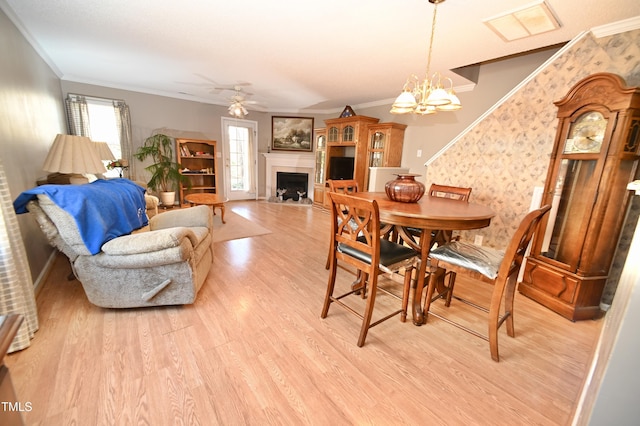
[224,85,258,119]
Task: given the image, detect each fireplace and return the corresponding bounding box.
[276,172,308,201]
[263,152,315,202]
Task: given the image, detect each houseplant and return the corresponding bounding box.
[134,133,189,206]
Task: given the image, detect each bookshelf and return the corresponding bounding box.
[175,138,217,205]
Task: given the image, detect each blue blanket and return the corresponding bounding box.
[14,179,148,255]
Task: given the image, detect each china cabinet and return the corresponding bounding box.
[364,122,407,189]
[519,73,640,320]
[175,138,217,205]
[313,128,327,207]
[322,116,379,208]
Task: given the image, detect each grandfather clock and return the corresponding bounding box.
[519,73,640,321]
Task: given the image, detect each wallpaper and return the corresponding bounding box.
[425,29,640,304]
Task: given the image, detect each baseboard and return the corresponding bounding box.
[32,249,59,297]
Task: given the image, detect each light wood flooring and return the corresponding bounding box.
[7,200,603,425]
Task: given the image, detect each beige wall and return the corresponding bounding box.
[60,81,320,200]
[331,47,560,175]
[0,8,66,281]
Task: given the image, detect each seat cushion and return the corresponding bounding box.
[338,238,417,267]
[429,241,504,280]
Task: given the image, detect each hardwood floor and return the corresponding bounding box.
[7,200,603,425]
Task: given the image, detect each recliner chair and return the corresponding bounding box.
[16,179,213,308]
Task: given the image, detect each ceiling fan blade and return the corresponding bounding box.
[193,73,220,84]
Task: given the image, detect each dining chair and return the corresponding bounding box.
[404,183,472,246]
[423,204,551,361]
[325,180,360,269]
[321,191,419,347]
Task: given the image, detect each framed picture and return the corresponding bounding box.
[271,116,314,152]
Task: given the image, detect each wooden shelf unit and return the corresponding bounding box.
[175,138,217,205]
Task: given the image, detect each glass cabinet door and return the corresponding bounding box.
[328,127,339,142]
[369,131,385,167]
[315,134,326,184]
[342,125,354,142]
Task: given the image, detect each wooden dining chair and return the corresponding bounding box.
[321,191,419,347]
[427,183,472,246]
[325,180,360,269]
[403,183,472,246]
[423,204,551,361]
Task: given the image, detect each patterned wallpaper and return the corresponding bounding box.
[425,29,640,304]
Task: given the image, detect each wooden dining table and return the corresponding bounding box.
[351,192,496,325]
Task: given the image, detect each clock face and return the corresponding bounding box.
[564,111,607,153]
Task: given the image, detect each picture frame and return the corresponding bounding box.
[271,116,314,152]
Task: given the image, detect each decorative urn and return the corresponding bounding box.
[385,174,425,203]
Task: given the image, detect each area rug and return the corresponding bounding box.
[212,210,272,243]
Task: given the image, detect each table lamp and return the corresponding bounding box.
[93,141,116,162]
[42,134,106,184]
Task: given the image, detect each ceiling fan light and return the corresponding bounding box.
[228,102,248,119]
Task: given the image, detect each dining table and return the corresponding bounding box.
[351,192,496,325]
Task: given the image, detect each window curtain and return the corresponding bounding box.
[0,159,38,352]
[247,127,256,195]
[65,94,91,136]
[113,100,134,179]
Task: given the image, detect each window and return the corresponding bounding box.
[65,94,132,179]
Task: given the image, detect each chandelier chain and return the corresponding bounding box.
[426,1,439,79]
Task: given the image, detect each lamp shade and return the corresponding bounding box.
[42,134,106,174]
[93,141,116,161]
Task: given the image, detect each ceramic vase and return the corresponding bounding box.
[385,174,425,203]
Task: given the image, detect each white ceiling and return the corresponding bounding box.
[2,0,639,114]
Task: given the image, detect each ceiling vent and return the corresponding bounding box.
[484,0,561,42]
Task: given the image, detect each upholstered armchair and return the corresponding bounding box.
[14,179,213,308]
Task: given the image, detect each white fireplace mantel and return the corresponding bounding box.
[263,152,315,200]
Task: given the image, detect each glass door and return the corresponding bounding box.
[540,111,608,268]
[315,133,326,184]
[369,131,385,167]
[221,117,258,200]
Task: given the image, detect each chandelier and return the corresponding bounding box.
[390,0,461,115]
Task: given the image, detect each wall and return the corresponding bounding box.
[59,82,322,200]
[328,47,560,176]
[423,29,640,251]
[0,8,66,281]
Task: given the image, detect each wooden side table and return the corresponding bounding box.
[0,314,25,426]
[184,193,227,224]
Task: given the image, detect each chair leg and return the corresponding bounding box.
[401,265,415,322]
[504,275,518,338]
[357,275,378,347]
[325,238,332,270]
[444,271,457,307]
[488,274,510,362]
[321,259,338,318]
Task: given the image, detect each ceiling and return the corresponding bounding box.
[2,0,639,114]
